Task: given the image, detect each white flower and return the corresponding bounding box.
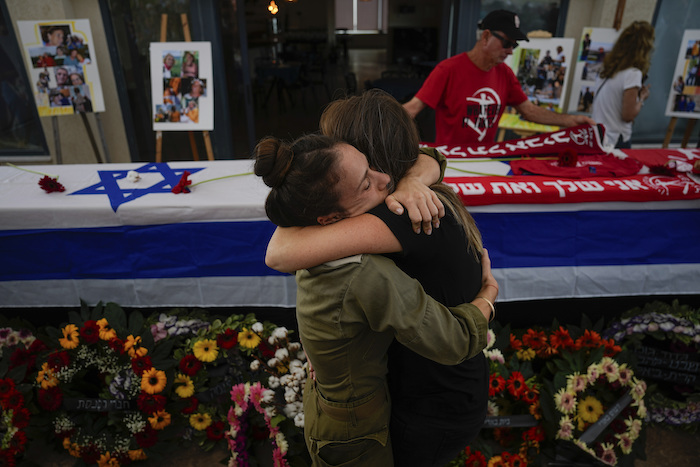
[484,348,504,364]
[284,386,298,403]
[262,389,276,404]
[250,360,260,371]
[288,342,301,352]
[264,406,276,419]
[659,321,675,331]
[275,432,289,454]
[294,412,305,428]
[126,170,141,182]
[487,400,499,416]
[275,348,289,361]
[485,329,496,349]
[273,327,288,340]
[647,322,659,332]
[267,358,279,368]
[267,376,280,389]
[252,322,264,333]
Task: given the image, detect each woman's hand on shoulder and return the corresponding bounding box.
[385,177,445,235]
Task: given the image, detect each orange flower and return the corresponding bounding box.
[148,409,171,430]
[141,367,167,394]
[125,335,148,358]
[602,338,622,357]
[549,326,575,350]
[575,329,602,349]
[37,362,59,389]
[96,318,117,341]
[509,333,523,350]
[522,329,547,350]
[58,324,80,349]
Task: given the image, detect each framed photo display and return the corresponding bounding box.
[665,29,700,119]
[149,42,214,131]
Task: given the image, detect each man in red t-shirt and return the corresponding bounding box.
[403,10,595,146]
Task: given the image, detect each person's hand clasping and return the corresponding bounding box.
[385,176,445,235]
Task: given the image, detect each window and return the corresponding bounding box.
[335,0,387,34]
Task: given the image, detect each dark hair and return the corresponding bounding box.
[254,134,345,227]
[320,89,419,187]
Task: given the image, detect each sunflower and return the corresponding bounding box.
[124,335,148,358]
[141,368,167,394]
[577,395,604,424]
[148,409,171,430]
[238,328,262,350]
[193,339,219,363]
[37,362,59,390]
[59,324,80,349]
[96,318,117,341]
[174,374,195,398]
[189,412,212,431]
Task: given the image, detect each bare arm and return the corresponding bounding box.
[516,99,596,127]
[403,96,427,118]
[265,214,401,273]
[621,85,649,122]
[385,152,445,234]
[472,248,499,322]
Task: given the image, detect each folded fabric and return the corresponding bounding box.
[510,154,642,178]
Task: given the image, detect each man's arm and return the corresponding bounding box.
[516,99,596,127]
[403,96,427,119]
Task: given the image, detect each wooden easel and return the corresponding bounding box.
[155,13,214,162]
[663,117,697,148]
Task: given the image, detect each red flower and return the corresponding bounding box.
[137,393,166,414]
[522,329,547,350]
[48,351,71,370]
[80,320,100,344]
[80,443,101,464]
[523,425,545,443]
[521,384,540,404]
[132,355,153,376]
[549,326,575,351]
[558,149,578,167]
[9,348,36,377]
[2,390,24,410]
[28,338,48,354]
[602,338,622,357]
[509,453,527,467]
[0,378,16,399]
[506,371,527,398]
[258,340,276,359]
[38,175,66,193]
[135,425,159,448]
[171,171,192,194]
[181,396,199,414]
[509,334,523,351]
[464,447,487,467]
[12,407,31,429]
[217,329,238,349]
[206,420,226,441]
[8,430,28,453]
[489,374,506,396]
[108,337,126,354]
[575,329,602,349]
[179,354,203,376]
[38,387,63,411]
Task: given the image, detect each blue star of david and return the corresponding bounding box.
[70,163,205,212]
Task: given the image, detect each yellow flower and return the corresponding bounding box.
[239,328,262,349]
[96,318,117,341]
[37,362,59,389]
[516,347,536,361]
[193,339,219,362]
[174,373,195,398]
[59,324,80,349]
[67,442,81,458]
[148,409,172,430]
[125,335,148,358]
[141,367,167,394]
[578,395,604,424]
[189,412,212,431]
[487,455,504,467]
[128,449,147,461]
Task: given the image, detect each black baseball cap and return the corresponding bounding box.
[478,10,529,42]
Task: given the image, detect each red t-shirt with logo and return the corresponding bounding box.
[416,53,528,145]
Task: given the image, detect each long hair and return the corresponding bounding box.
[601,21,655,78]
[320,89,419,188]
[321,89,483,260]
[254,134,344,227]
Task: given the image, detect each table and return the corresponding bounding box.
[2,148,699,309]
[497,112,560,141]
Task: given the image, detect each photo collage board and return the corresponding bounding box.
[17,19,105,116]
[149,42,214,131]
[505,37,575,114]
[567,28,620,115]
[665,29,700,119]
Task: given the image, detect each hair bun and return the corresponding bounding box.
[253,136,294,188]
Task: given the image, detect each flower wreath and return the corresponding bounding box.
[549,356,647,466]
[34,302,178,465]
[602,300,700,430]
[170,312,307,462]
[227,382,290,467]
[0,378,32,465]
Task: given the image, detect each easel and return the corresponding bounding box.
[663,117,697,148]
[155,13,214,162]
[50,111,110,165]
